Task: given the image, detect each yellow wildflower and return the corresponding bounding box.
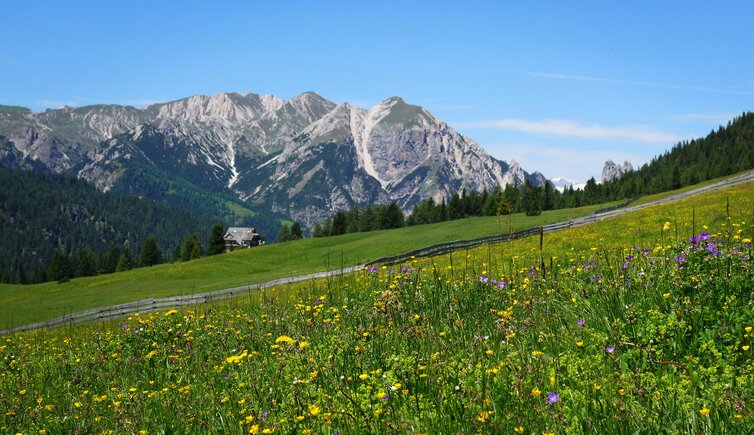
[699,407,710,417]
[308,404,320,416]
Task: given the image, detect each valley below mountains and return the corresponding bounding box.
[0,92,546,226]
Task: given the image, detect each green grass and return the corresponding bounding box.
[631,168,753,206]
[0,204,612,329]
[225,200,258,218]
[2,178,752,434]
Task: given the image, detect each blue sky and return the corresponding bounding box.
[2,1,753,182]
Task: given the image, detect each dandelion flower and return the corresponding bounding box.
[699,407,710,417]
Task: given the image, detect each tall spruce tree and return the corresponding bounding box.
[522,180,543,216]
[277,224,291,242]
[207,224,226,255]
[290,222,303,240]
[76,250,98,277]
[180,234,204,261]
[48,250,73,282]
[116,251,133,272]
[140,237,164,266]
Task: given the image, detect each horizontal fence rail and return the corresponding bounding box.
[2,170,752,336]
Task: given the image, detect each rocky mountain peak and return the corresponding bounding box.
[601,159,633,182]
[0,91,549,228]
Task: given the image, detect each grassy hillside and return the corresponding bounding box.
[1,176,752,434]
[0,204,613,329]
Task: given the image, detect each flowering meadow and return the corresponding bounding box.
[2,184,754,433]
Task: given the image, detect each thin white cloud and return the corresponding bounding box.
[434,104,478,111]
[667,112,738,124]
[461,118,680,144]
[517,70,754,97]
[485,142,646,182]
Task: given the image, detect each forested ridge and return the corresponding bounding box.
[0,167,247,283]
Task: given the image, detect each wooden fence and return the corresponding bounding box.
[3,169,751,336]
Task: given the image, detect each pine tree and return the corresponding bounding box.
[99,246,121,274]
[277,224,291,242]
[331,211,348,235]
[543,182,554,211]
[290,222,303,240]
[448,193,463,220]
[522,180,543,216]
[116,251,133,272]
[207,224,226,255]
[140,236,164,266]
[15,261,27,284]
[48,250,73,282]
[380,202,405,229]
[76,250,98,277]
[180,234,204,261]
[31,266,47,284]
[346,206,361,233]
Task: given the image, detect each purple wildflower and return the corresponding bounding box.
[700,232,710,241]
[689,235,700,244]
[382,394,390,400]
[605,346,615,354]
[588,275,603,282]
[705,245,719,256]
[547,392,560,403]
[121,323,129,330]
[577,319,585,327]
[480,275,489,284]
[367,267,378,273]
[497,280,507,289]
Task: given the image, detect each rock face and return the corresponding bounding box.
[601,159,633,182]
[0,92,547,225]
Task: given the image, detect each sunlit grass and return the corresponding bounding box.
[1,180,752,433]
[0,203,614,329]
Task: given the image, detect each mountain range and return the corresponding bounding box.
[0,92,546,226]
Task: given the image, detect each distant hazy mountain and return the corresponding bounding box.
[0,92,546,226]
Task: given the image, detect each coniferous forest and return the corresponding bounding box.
[314,112,754,236]
[0,167,280,283]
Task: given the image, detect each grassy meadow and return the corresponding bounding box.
[1,181,753,433]
[0,203,615,330]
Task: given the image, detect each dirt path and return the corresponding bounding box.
[3,170,752,335]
